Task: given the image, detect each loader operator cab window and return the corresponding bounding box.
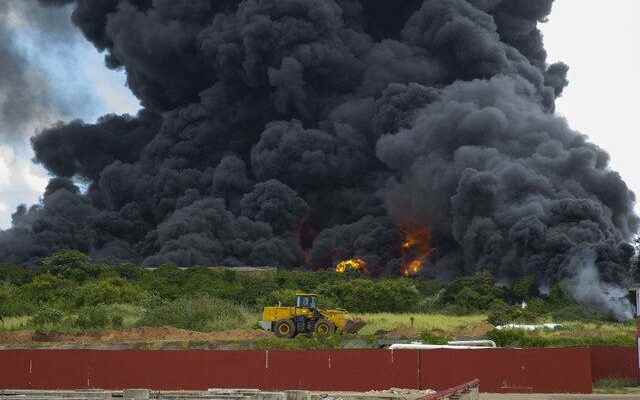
[296,295,317,309]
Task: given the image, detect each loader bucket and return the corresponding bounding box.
[343,318,366,334]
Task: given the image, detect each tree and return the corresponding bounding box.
[40,250,92,281]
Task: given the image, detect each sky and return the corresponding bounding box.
[541,0,640,214]
[0,1,638,228]
[0,1,139,228]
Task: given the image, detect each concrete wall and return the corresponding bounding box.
[0,347,621,393]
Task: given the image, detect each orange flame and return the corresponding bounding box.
[400,227,431,276]
[336,258,366,273]
[404,259,423,277]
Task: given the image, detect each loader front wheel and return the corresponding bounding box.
[274,320,295,338]
[314,319,335,337]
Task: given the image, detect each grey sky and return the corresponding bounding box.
[0,1,139,228]
[541,0,640,213]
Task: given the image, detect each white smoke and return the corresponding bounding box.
[565,249,634,321]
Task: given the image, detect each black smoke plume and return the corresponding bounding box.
[2,0,637,317]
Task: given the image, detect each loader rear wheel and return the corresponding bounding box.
[314,319,335,337]
[274,320,295,338]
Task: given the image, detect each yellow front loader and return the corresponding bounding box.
[259,294,365,338]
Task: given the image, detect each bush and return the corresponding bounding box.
[111,315,124,329]
[0,266,34,285]
[73,278,144,307]
[510,275,538,301]
[551,304,605,322]
[0,284,33,318]
[257,289,298,308]
[487,301,511,326]
[41,250,95,281]
[420,329,450,344]
[439,272,505,313]
[137,296,250,332]
[487,302,544,326]
[116,263,143,281]
[76,306,110,330]
[32,306,64,327]
[316,278,421,313]
[594,378,640,391]
[486,328,635,347]
[18,273,70,306]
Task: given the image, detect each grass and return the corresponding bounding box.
[106,304,144,328]
[254,335,343,350]
[354,313,488,337]
[488,320,637,347]
[594,378,640,394]
[544,321,635,337]
[136,296,257,332]
[0,316,31,331]
[0,307,636,349]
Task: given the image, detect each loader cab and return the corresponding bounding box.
[296,294,317,310]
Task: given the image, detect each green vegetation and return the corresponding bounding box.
[136,296,256,331]
[0,250,634,349]
[355,313,487,336]
[594,379,640,395]
[487,324,636,347]
[254,335,343,350]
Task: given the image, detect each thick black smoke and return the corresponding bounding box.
[2,0,638,314]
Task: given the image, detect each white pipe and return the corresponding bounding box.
[388,343,494,350]
[447,340,497,348]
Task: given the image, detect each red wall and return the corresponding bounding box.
[419,348,592,393]
[590,346,639,382]
[0,348,619,393]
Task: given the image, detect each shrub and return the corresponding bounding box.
[0,265,34,285]
[594,378,640,391]
[486,328,635,347]
[439,272,505,313]
[316,278,421,313]
[546,283,572,307]
[136,296,249,332]
[486,299,545,327]
[18,274,69,306]
[486,301,511,326]
[76,306,110,330]
[1,302,36,318]
[32,306,64,327]
[486,328,528,347]
[115,263,143,281]
[257,289,298,308]
[551,304,605,322]
[73,278,144,307]
[41,250,96,281]
[420,329,450,344]
[111,315,124,329]
[510,275,538,301]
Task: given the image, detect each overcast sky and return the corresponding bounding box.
[541,0,640,214]
[0,2,138,228]
[0,1,638,228]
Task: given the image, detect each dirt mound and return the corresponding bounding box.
[454,321,493,339]
[0,327,271,348]
[383,326,419,340]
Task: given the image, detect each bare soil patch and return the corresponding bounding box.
[0,327,271,348]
